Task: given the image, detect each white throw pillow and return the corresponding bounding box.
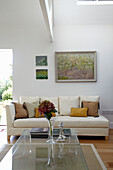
[80,96,100,108]
[20,96,40,105]
[24,102,39,118]
[59,96,80,116]
[40,97,58,114]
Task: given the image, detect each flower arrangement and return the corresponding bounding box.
[38,100,57,143]
[38,100,57,120]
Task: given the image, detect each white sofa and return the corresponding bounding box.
[6,96,109,140]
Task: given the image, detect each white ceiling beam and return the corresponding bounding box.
[39,0,54,42]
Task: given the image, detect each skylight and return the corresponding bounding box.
[77,0,113,5]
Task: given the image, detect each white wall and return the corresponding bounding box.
[54,24,113,111]
[0,0,113,113]
[0,24,112,111]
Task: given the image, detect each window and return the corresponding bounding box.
[0,49,13,125]
[77,0,113,5]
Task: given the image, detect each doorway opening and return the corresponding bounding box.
[0,49,13,127]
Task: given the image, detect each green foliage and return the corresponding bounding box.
[2,87,12,101]
[51,109,57,113]
[0,81,8,100]
[45,109,57,120]
[0,107,2,115]
[44,112,52,120]
[0,65,13,101]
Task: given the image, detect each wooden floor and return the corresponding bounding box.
[0,128,113,169]
[79,130,113,170]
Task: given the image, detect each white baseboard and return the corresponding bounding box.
[102,110,113,115]
[109,122,113,129]
[102,110,113,129]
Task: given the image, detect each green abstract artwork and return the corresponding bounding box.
[36,56,48,66]
[36,69,48,79]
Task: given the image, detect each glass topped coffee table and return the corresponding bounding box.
[0,129,88,170]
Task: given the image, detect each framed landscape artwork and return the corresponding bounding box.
[55,51,97,82]
[36,69,48,79]
[36,56,48,66]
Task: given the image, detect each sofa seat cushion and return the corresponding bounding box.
[56,115,109,128]
[14,118,48,128]
[14,115,109,128]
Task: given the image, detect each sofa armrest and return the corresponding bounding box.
[6,103,15,128]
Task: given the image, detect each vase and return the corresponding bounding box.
[47,119,55,143]
[47,143,56,168]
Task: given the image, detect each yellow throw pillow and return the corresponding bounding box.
[35,108,45,118]
[35,108,56,118]
[70,108,88,117]
[51,112,56,117]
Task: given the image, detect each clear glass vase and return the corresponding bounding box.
[46,119,55,144]
[47,143,56,168]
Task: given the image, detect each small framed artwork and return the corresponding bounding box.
[35,55,48,66]
[55,51,97,82]
[36,69,48,79]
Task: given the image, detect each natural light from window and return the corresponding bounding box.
[0,49,13,125]
[0,49,13,81]
[77,0,113,5]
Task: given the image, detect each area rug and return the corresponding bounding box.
[0,144,12,162]
[0,144,106,170]
[81,144,107,170]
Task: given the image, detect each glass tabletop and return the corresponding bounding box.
[0,129,88,170]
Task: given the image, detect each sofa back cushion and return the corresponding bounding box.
[40,97,58,113]
[80,96,100,108]
[20,96,40,105]
[59,96,80,116]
